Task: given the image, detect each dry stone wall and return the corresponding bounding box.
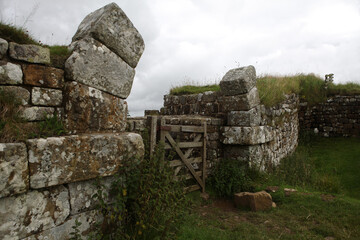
[299,95,360,137]
[0,3,145,239]
[161,66,299,171]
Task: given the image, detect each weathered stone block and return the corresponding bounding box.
[64,82,127,133]
[0,38,8,59]
[220,65,256,95]
[21,106,55,121]
[24,210,101,240]
[65,37,135,99]
[0,62,23,85]
[227,107,261,126]
[72,2,145,68]
[220,87,260,112]
[234,191,273,211]
[27,133,144,189]
[23,64,64,88]
[0,86,30,105]
[69,176,114,215]
[222,126,273,145]
[0,143,28,199]
[32,87,63,106]
[0,185,70,239]
[9,42,50,64]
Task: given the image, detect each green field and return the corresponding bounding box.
[177,136,360,239]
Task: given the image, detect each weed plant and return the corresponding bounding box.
[88,130,187,239]
[0,22,39,45]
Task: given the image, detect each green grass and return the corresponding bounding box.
[170,84,220,95]
[169,74,360,107]
[0,22,39,45]
[0,22,70,69]
[177,136,360,239]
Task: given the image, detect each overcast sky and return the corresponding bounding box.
[1,0,360,116]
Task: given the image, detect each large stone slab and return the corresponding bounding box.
[219,87,260,112]
[227,107,261,127]
[9,42,50,64]
[23,64,64,88]
[25,210,101,240]
[222,126,274,145]
[72,2,145,68]
[0,38,8,59]
[220,66,256,95]
[0,86,30,105]
[64,82,127,133]
[21,106,55,121]
[27,133,144,189]
[234,191,273,211]
[69,176,114,215]
[0,185,70,239]
[65,37,135,99]
[0,143,28,199]
[0,62,23,85]
[32,87,63,106]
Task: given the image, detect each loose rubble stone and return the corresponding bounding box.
[72,2,145,68]
[220,87,260,112]
[23,64,64,88]
[24,210,101,240]
[0,185,70,239]
[0,62,23,84]
[21,106,54,121]
[64,82,127,133]
[65,37,135,99]
[227,107,261,126]
[32,87,63,106]
[0,38,8,59]
[284,188,297,196]
[27,132,144,189]
[0,143,28,199]
[9,42,50,64]
[234,191,273,211]
[0,86,30,105]
[69,176,114,215]
[220,65,256,95]
[265,186,280,193]
[222,126,274,145]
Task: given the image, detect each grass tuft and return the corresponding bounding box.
[47,45,71,69]
[0,22,39,45]
[170,84,220,95]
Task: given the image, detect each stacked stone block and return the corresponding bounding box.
[299,95,360,137]
[0,3,145,239]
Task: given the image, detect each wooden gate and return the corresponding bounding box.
[148,116,207,193]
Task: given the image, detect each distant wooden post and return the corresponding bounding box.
[202,121,207,193]
[149,115,157,158]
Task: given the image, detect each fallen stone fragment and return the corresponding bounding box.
[23,64,64,88]
[32,87,63,106]
[0,38,8,59]
[0,143,29,199]
[9,42,50,64]
[0,62,23,84]
[27,132,144,189]
[284,188,297,197]
[234,191,273,211]
[265,186,280,193]
[0,185,70,239]
[220,65,256,95]
[65,37,135,99]
[72,2,145,68]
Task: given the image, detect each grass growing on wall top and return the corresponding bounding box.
[169,74,360,107]
[0,22,71,69]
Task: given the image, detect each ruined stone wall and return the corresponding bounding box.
[0,3,145,239]
[299,95,360,137]
[160,66,299,171]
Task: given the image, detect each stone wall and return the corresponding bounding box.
[299,95,360,137]
[161,66,299,171]
[0,3,145,239]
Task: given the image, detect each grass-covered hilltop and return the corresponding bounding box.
[170,74,360,107]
